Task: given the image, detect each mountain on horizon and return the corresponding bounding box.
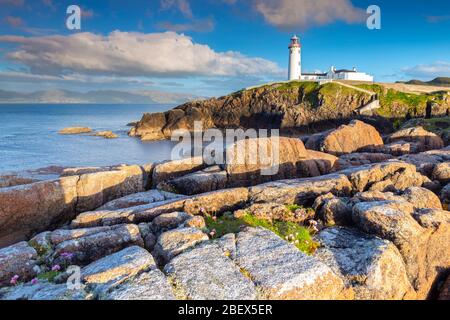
[398,77,450,87]
[0,89,204,104]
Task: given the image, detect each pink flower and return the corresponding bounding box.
[51,265,61,272]
[10,275,19,285]
[31,278,38,285]
[212,216,217,221]
[209,229,217,237]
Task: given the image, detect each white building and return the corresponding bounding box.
[288,36,374,82]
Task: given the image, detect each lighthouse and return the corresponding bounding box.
[288,35,301,81]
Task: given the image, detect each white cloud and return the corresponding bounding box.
[402,61,450,78]
[0,31,283,78]
[252,0,365,29]
[160,0,193,19]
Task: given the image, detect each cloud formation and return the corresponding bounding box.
[157,17,215,32]
[0,31,283,78]
[0,0,24,6]
[224,0,365,29]
[402,61,450,78]
[426,15,450,23]
[160,0,193,19]
[4,16,24,27]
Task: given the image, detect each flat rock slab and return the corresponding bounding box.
[339,161,426,192]
[315,227,414,300]
[164,243,256,300]
[337,153,394,170]
[71,199,186,228]
[0,281,89,300]
[158,169,227,196]
[81,246,155,287]
[97,190,182,211]
[152,157,206,188]
[100,269,175,300]
[234,228,345,300]
[249,173,352,205]
[0,241,37,286]
[154,227,209,264]
[152,212,192,232]
[183,188,249,215]
[53,224,144,266]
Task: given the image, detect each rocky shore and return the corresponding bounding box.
[128,81,450,141]
[1,119,450,300]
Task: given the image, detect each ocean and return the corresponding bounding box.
[0,104,178,173]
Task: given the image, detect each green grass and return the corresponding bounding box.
[356,84,445,118]
[205,213,319,255]
[37,271,60,282]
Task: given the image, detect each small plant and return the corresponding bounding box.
[205,213,320,255]
[285,204,301,212]
[37,271,61,282]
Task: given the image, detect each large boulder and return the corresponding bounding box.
[315,227,415,300]
[75,165,146,213]
[337,153,394,170]
[313,194,352,226]
[153,227,209,264]
[225,137,306,187]
[71,198,186,228]
[164,243,257,300]
[234,228,345,300]
[0,242,38,286]
[339,161,427,193]
[152,157,206,188]
[158,167,227,195]
[128,112,167,141]
[183,188,249,215]
[305,120,384,156]
[52,224,144,266]
[81,246,155,289]
[401,187,442,210]
[432,162,450,185]
[400,147,450,176]
[249,173,353,206]
[387,127,444,152]
[97,190,182,211]
[0,176,78,247]
[352,201,450,299]
[152,212,192,232]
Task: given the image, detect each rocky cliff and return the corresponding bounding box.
[129,82,373,141]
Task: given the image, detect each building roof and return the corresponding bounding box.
[335,69,357,73]
[302,72,327,76]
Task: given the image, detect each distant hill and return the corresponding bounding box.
[398,77,450,87]
[0,89,204,104]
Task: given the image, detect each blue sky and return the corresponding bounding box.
[0,0,449,96]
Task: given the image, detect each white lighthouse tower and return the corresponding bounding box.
[288,35,301,81]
